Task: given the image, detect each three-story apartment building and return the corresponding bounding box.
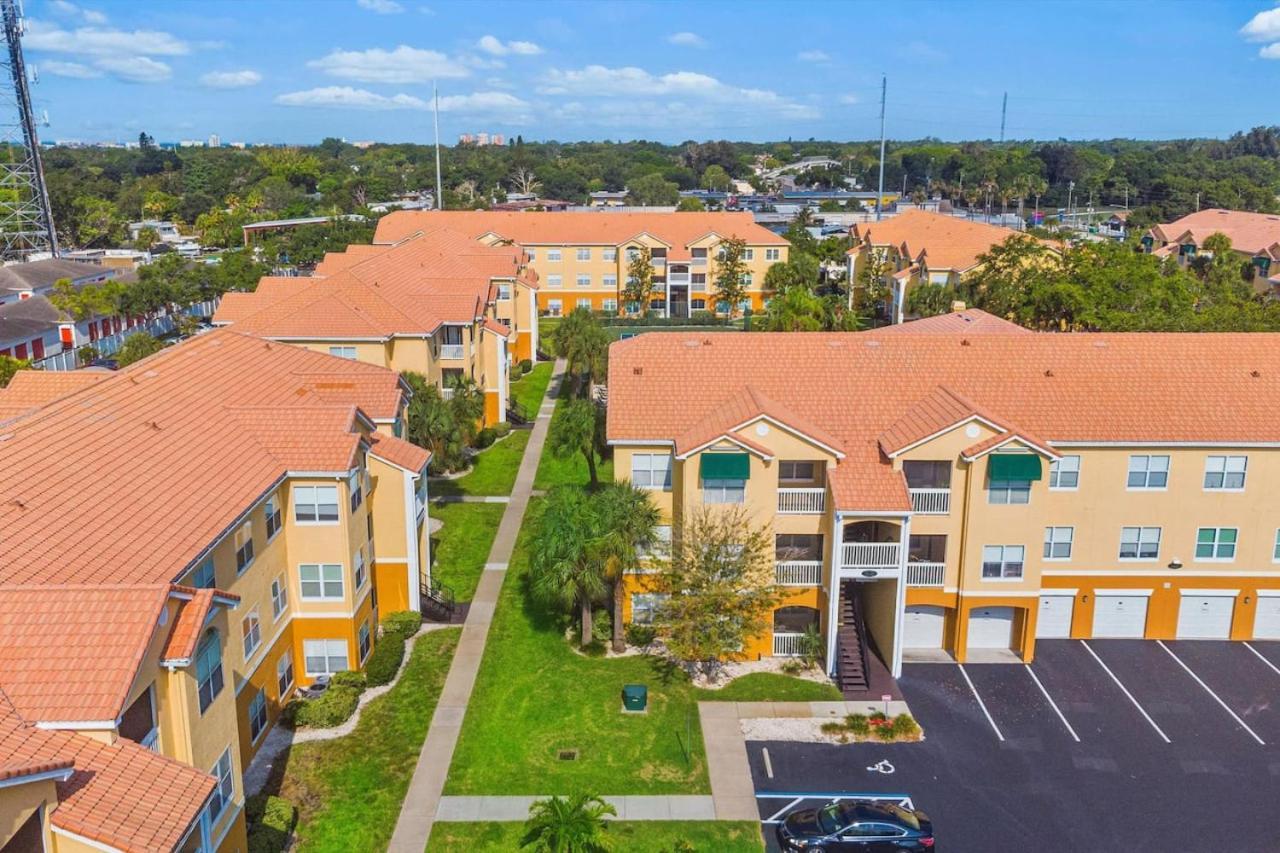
[606,312,1280,695]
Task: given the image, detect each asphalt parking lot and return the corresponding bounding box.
[751,640,1280,852]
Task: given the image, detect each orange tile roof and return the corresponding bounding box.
[1148,208,1280,258]
[367,432,432,473]
[161,588,216,665]
[0,369,111,420]
[0,756,73,782]
[865,308,1030,336]
[673,384,846,457]
[608,325,1280,511]
[849,210,1027,272]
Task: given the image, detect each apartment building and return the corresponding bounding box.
[0,329,432,852]
[606,311,1280,696]
[1141,208,1280,294]
[215,227,538,425]
[373,210,789,319]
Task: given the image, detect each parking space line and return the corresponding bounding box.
[762,747,774,779]
[1025,665,1081,742]
[1244,642,1280,678]
[957,663,1005,742]
[1081,641,1172,744]
[764,797,803,823]
[1157,641,1266,746]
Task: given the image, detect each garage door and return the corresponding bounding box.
[1092,595,1149,638]
[1037,595,1074,639]
[1254,596,1280,640]
[1176,595,1235,640]
[968,607,1015,649]
[903,605,945,648]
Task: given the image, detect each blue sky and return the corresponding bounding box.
[22,0,1280,145]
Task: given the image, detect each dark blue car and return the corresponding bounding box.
[777,800,934,852]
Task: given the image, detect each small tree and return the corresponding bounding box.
[446,373,486,445]
[520,793,615,852]
[530,488,611,649]
[115,332,164,367]
[0,354,30,387]
[622,247,653,315]
[675,196,705,212]
[402,372,465,472]
[712,236,749,318]
[549,398,603,489]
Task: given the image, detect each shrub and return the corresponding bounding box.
[329,670,366,690]
[845,713,870,735]
[364,631,406,686]
[291,685,360,728]
[819,721,846,734]
[492,421,512,437]
[624,622,656,647]
[474,427,496,449]
[591,607,612,643]
[381,610,422,638]
[246,795,296,853]
[779,659,805,675]
[891,713,921,739]
[519,358,533,372]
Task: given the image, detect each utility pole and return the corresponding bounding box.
[1067,180,1075,230]
[1124,184,1128,211]
[876,74,886,221]
[1194,191,1200,212]
[433,81,443,210]
[999,92,1007,143]
[0,0,56,259]
[901,174,907,197]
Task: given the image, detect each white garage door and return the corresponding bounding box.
[968,607,1015,649]
[903,605,945,648]
[1092,595,1148,638]
[1254,596,1280,640]
[1037,595,1074,639]
[1176,595,1235,640]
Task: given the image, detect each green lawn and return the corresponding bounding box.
[429,502,505,602]
[694,672,841,702]
[274,628,461,853]
[429,430,531,497]
[511,361,554,416]
[533,395,614,490]
[427,820,763,852]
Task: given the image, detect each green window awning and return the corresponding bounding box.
[989,453,1042,481]
[700,452,750,480]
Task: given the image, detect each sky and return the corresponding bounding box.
[20,0,1280,145]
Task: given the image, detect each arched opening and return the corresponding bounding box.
[842,520,901,543]
[772,606,820,657]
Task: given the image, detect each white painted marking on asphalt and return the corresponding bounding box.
[1081,641,1171,744]
[1025,665,1081,743]
[762,747,774,780]
[765,797,803,823]
[756,794,915,824]
[958,663,1005,742]
[1244,642,1280,678]
[1157,641,1265,746]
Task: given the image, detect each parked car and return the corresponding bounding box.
[88,357,119,370]
[777,800,934,851]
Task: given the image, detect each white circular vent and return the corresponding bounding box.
[965,424,981,438]
[756,423,770,436]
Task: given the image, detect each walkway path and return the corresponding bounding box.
[387,359,564,852]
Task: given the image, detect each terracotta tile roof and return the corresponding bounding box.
[229,405,365,471]
[865,308,1030,336]
[850,210,1027,272]
[673,384,845,457]
[1148,208,1280,258]
[0,756,73,782]
[483,318,511,337]
[608,327,1280,511]
[367,432,432,473]
[961,429,1057,460]
[161,588,216,665]
[0,370,111,420]
[0,692,213,852]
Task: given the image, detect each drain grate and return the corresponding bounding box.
[557,749,579,761]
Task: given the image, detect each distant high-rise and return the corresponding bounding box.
[208,133,221,148]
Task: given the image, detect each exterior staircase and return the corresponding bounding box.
[421,578,456,622]
[837,581,871,694]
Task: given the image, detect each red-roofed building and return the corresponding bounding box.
[1142,208,1280,294]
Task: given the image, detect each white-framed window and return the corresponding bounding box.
[1048,456,1080,490]
[235,522,254,574]
[691,298,706,310]
[294,485,339,523]
[526,248,536,262]
[547,248,562,262]
[576,298,592,309]
[1043,527,1074,560]
[603,247,617,261]
[779,461,816,482]
[1127,455,1169,489]
[276,649,294,696]
[625,247,640,262]
[328,345,357,360]
[982,545,1025,579]
[271,575,289,619]
[1119,526,1161,560]
[603,274,617,288]
[248,689,268,742]
[496,283,512,300]
[354,548,367,589]
[703,478,745,504]
[742,248,754,261]
[265,495,282,540]
[639,524,672,559]
[196,630,224,713]
[193,559,215,589]
[358,620,372,662]
[1195,527,1237,560]
[547,274,562,288]
[631,453,672,490]
[631,593,669,624]
[576,274,591,288]
[1203,455,1247,491]
[300,564,344,600]
[208,748,234,823]
[576,248,591,261]
[988,479,1031,504]
[348,470,363,512]
[602,298,618,313]
[547,299,562,316]
[765,247,781,261]
[740,272,754,287]
[304,639,349,676]
[242,608,262,660]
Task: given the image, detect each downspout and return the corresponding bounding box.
[826,511,844,676]
[404,471,421,611]
[892,513,912,678]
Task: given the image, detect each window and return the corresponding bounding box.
[603,274,617,288]
[982,545,1025,579]
[777,533,823,561]
[576,248,591,261]
[988,479,1030,504]
[295,485,339,523]
[265,496,282,540]
[328,345,357,360]
[765,247,781,261]
[276,650,294,696]
[602,298,617,313]
[1127,455,1169,489]
[703,478,745,504]
[576,274,591,288]
[242,609,262,659]
[1275,529,1280,561]
[248,689,268,741]
[269,576,289,620]
[1195,527,1237,560]
[547,299,562,316]
[348,470,363,512]
[496,283,511,300]
[358,621,372,662]
[196,630,224,713]
[691,298,706,310]
[631,593,668,624]
[1204,455,1247,491]
[300,564,344,600]
[631,453,672,489]
[740,272,753,287]
[547,274,562,288]
[779,461,816,482]
[1119,526,1161,560]
[354,549,367,589]
[193,559,215,589]
[1043,527,1074,560]
[576,298,592,309]
[304,639,349,676]
[691,273,707,291]
[742,248,754,261]
[208,748,234,823]
[547,249,561,262]
[235,523,254,573]
[1048,456,1080,489]
[526,248,536,261]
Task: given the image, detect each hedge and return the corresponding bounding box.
[290,685,360,729]
[364,631,406,687]
[492,421,512,438]
[381,610,422,637]
[246,795,296,853]
[474,427,496,449]
[329,670,366,690]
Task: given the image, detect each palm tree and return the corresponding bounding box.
[520,793,615,852]
[594,482,661,652]
[548,398,602,489]
[552,308,609,396]
[446,373,485,443]
[530,489,610,648]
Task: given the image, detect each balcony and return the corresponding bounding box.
[772,632,805,657]
[905,562,945,587]
[775,560,822,586]
[909,488,950,515]
[777,488,825,514]
[440,344,465,360]
[440,386,456,400]
[841,542,901,570]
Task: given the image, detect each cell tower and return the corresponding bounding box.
[0,0,56,260]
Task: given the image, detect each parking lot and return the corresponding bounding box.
[751,640,1280,852]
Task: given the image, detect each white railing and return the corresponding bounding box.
[777,488,825,514]
[140,728,160,752]
[906,562,946,587]
[440,386,456,400]
[439,344,465,360]
[841,542,901,570]
[31,300,221,372]
[668,274,691,285]
[909,488,950,515]
[775,560,822,586]
[773,632,805,657]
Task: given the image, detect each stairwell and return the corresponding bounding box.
[836,581,870,694]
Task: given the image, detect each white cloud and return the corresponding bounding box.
[276,86,427,110]
[199,69,263,89]
[537,65,818,118]
[838,94,859,105]
[93,55,171,83]
[48,1,106,24]
[796,50,830,63]
[41,59,100,79]
[437,91,530,114]
[667,31,706,48]
[1261,41,1280,58]
[1241,6,1280,41]
[24,19,189,56]
[477,35,542,56]
[356,0,404,13]
[306,45,469,83]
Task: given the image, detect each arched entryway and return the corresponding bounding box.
[772,605,819,657]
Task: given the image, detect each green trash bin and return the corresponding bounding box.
[622,684,647,712]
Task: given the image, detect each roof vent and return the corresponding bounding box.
[702,338,713,346]
[1251,370,1261,378]
[147,420,162,431]
[1044,369,1054,377]
[960,339,971,347]
[9,498,24,510]
[864,339,880,348]
[633,366,643,376]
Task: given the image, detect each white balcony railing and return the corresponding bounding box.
[777,488,825,514]
[440,344,465,360]
[773,632,805,657]
[668,274,691,285]
[440,386,456,400]
[906,562,946,587]
[909,488,951,515]
[841,542,901,570]
[775,560,822,586]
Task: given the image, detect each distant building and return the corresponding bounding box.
[0,258,117,305]
[177,139,205,148]
[128,220,185,244]
[208,133,221,148]
[588,190,629,208]
[61,248,153,272]
[1142,208,1280,293]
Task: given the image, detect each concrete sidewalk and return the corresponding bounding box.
[387,359,565,853]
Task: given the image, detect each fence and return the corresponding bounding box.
[777,487,825,514]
